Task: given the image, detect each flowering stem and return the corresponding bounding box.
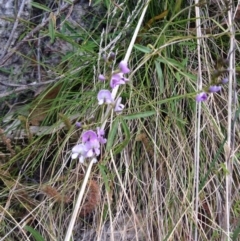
[101,0,151,131]
[111,0,151,101]
[64,1,151,241]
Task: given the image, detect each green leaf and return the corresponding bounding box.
[31,2,51,12]
[49,13,56,44]
[98,164,110,192]
[24,226,45,241]
[157,57,184,70]
[133,44,152,53]
[155,60,164,93]
[114,118,130,154]
[199,137,227,190]
[106,118,119,151]
[232,220,240,241]
[55,32,80,48]
[123,111,156,120]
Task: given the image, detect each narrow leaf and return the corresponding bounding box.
[49,12,56,44]
[24,226,45,241]
[123,111,156,120]
[106,118,119,151]
[155,60,164,93]
[31,2,51,12]
[145,10,168,28]
[133,44,152,53]
[98,164,110,192]
[114,118,130,154]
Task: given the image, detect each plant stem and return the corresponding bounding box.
[64,159,94,241]
[194,1,203,240]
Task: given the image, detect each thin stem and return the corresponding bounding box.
[64,159,95,241]
[194,1,203,240]
[224,1,235,239]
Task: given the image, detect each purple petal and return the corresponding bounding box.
[96,127,107,144]
[119,60,130,74]
[110,73,128,88]
[82,130,98,143]
[86,149,94,157]
[72,152,79,159]
[92,158,98,163]
[115,97,125,113]
[97,127,105,136]
[196,92,208,102]
[72,144,87,159]
[72,144,85,154]
[209,85,222,93]
[97,90,113,105]
[98,74,106,81]
[75,122,82,128]
[98,136,107,144]
[79,155,85,163]
[221,78,228,84]
[85,139,101,157]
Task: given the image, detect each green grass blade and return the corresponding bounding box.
[123,111,156,120]
[106,117,119,151]
[24,226,45,241]
[31,2,51,12]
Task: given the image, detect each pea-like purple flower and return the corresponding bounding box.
[196,92,208,102]
[115,97,125,113]
[119,60,130,74]
[110,73,128,88]
[209,85,222,93]
[72,129,104,163]
[97,90,113,105]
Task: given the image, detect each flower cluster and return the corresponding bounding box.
[97,60,130,113]
[195,77,228,102]
[71,128,107,163]
[72,58,130,163]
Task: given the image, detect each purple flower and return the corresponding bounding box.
[115,97,124,113]
[119,60,130,74]
[97,90,113,105]
[71,144,87,163]
[209,85,222,93]
[98,74,106,81]
[110,73,128,88]
[221,78,228,84]
[75,122,82,128]
[85,139,100,157]
[196,92,208,102]
[97,127,107,144]
[82,130,98,143]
